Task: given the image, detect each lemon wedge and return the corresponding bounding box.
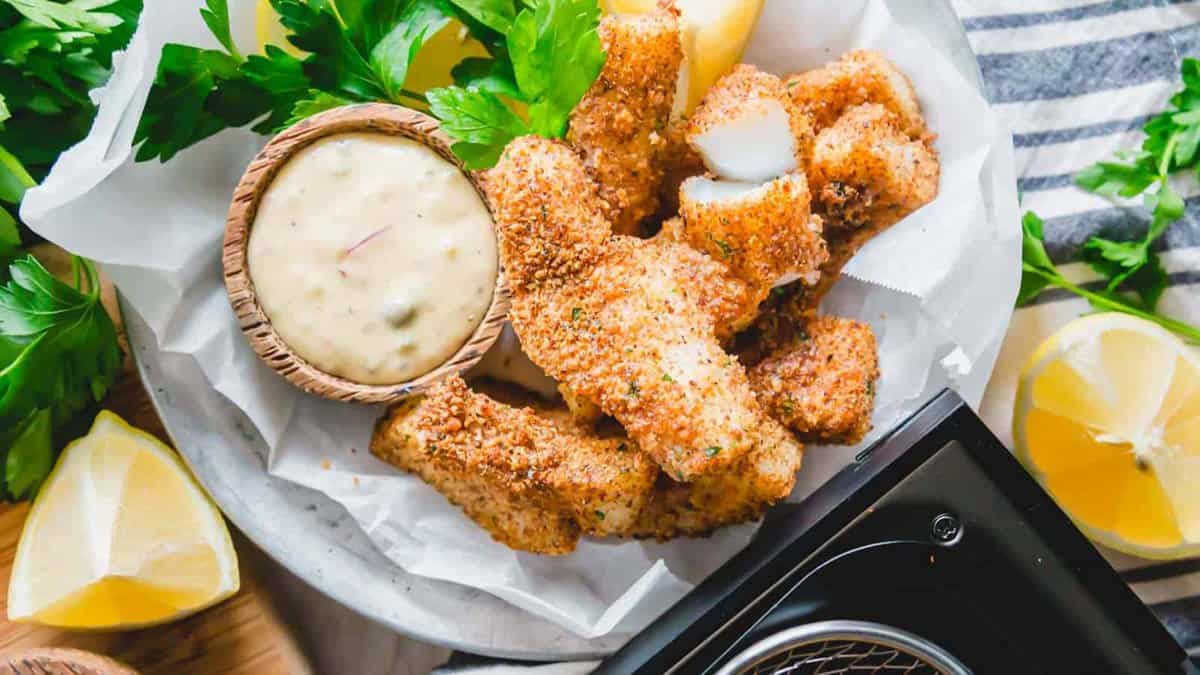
[8,412,239,629]
[1013,313,1200,560]
[604,0,765,113]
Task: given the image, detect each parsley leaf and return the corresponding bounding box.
[0,255,122,499]
[447,0,515,33]
[429,0,604,167]
[367,0,452,101]
[1074,161,1156,199]
[427,85,529,168]
[199,0,241,59]
[507,0,603,137]
[286,89,357,127]
[1018,211,1200,343]
[451,57,522,100]
[4,0,121,33]
[0,0,140,193]
[2,407,50,499]
[1016,211,1055,307]
[1074,58,1200,311]
[137,0,453,161]
[137,0,604,168]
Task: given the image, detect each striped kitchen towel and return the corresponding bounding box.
[959,0,1200,660]
[435,2,1200,671]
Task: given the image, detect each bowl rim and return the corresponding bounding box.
[222,102,510,405]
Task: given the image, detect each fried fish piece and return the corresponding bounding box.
[786,49,926,138]
[487,136,794,482]
[568,7,685,235]
[627,420,802,539]
[808,103,939,231]
[656,117,707,224]
[370,376,658,555]
[748,315,879,445]
[674,173,829,301]
[687,64,814,182]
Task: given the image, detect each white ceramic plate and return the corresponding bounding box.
[126,0,988,660]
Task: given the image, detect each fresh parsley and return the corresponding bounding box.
[1019,212,1200,343]
[1020,58,1200,343]
[136,0,606,170]
[1067,58,1200,311]
[428,0,605,167]
[0,0,141,233]
[0,1,137,500]
[0,255,122,499]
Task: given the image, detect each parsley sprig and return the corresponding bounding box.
[1019,212,1200,343]
[428,0,605,167]
[0,255,122,499]
[0,0,141,240]
[136,0,606,169]
[1072,58,1200,309]
[1020,58,1200,342]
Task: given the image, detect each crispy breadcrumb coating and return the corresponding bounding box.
[748,316,879,445]
[558,381,605,426]
[656,117,707,222]
[370,376,658,554]
[627,420,802,539]
[487,136,795,482]
[568,9,684,235]
[687,65,815,182]
[808,104,939,230]
[786,49,926,138]
[676,173,829,303]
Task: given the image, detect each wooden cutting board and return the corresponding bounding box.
[0,247,314,675]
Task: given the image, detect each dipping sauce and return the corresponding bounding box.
[247,133,497,385]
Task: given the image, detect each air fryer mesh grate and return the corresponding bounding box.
[719,621,970,675]
[742,639,941,674]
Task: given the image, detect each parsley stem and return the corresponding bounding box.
[1028,266,1200,343]
[326,0,349,31]
[397,89,427,104]
[1159,130,1181,178]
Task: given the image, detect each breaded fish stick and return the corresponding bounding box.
[748,315,879,445]
[626,420,802,539]
[808,103,939,231]
[568,8,684,235]
[674,173,829,302]
[687,65,814,182]
[370,376,658,555]
[786,49,926,138]
[487,136,795,482]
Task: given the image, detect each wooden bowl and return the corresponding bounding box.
[223,103,509,404]
[0,648,139,675]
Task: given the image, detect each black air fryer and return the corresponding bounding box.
[598,390,1193,675]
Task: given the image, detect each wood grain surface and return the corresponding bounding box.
[222,103,510,405]
[0,246,314,675]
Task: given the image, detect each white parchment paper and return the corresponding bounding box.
[22,0,1019,641]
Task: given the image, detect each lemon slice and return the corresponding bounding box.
[604,0,765,113]
[8,412,239,628]
[1013,313,1200,560]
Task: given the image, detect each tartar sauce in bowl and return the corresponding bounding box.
[246,132,497,385]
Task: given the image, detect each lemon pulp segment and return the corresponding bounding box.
[1014,313,1200,559]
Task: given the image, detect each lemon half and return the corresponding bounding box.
[605,0,765,113]
[8,412,239,628]
[1013,313,1200,560]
